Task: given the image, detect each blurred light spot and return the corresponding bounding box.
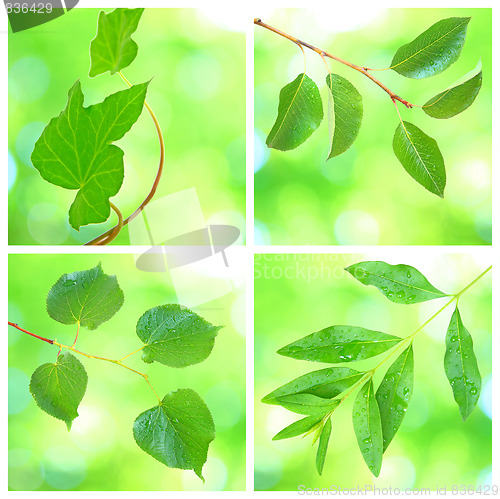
[308,7,387,34]
[255,220,271,245]
[197,8,246,32]
[321,156,355,185]
[345,298,391,332]
[182,456,228,491]
[225,135,246,182]
[9,57,49,102]
[70,405,117,453]
[254,129,270,173]
[230,292,246,337]
[9,368,31,415]
[402,388,429,430]
[15,122,45,167]
[449,160,490,207]
[27,203,69,245]
[8,302,23,345]
[8,152,17,190]
[474,207,492,243]
[334,210,379,244]
[176,52,221,101]
[205,382,242,431]
[479,376,492,419]
[206,210,245,240]
[378,456,416,488]
[9,448,44,491]
[477,466,492,487]
[43,446,87,490]
[255,445,283,491]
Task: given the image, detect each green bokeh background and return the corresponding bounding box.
[255,9,492,245]
[8,254,245,490]
[8,8,245,245]
[255,254,492,490]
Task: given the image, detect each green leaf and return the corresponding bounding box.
[46,263,124,330]
[136,304,222,368]
[31,80,148,230]
[346,261,447,304]
[391,17,470,79]
[444,306,481,421]
[262,367,364,402]
[423,70,482,119]
[393,121,446,197]
[376,344,414,452]
[89,8,144,77]
[266,73,323,151]
[277,326,402,363]
[352,379,383,477]
[272,394,340,415]
[133,388,215,481]
[326,73,363,158]
[272,415,323,441]
[29,352,88,431]
[316,418,332,475]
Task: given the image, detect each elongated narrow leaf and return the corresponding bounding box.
[29,352,88,430]
[316,418,332,475]
[133,389,215,481]
[46,263,124,330]
[326,73,363,158]
[266,73,323,151]
[277,326,402,363]
[391,17,470,79]
[423,70,482,119]
[444,306,481,421]
[136,304,222,367]
[376,344,414,451]
[272,394,340,415]
[352,379,383,477]
[263,367,364,402]
[89,8,144,77]
[393,121,446,197]
[346,261,447,304]
[273,415,323,441]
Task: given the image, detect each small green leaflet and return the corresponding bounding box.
[29,352,88,431]
[393,121,446,197]
[345,261,448,304]
[273,415,323,441]
[271,394,340,415]
[89,8,144,77]
[133,388,215,481]
[376,344,414,452]
[326,73,363,159]
[46,263,124,330]
[266,73,323,151]
[391,17,470,79]
[423,70,482,119]
[316,418,332,475]
[277,326,402,363]
[444,306,481,421]
[352,379,383,477]
[136,304,222,368]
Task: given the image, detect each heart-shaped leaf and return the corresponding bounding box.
[272,415,323,441]
[316,418,332,475]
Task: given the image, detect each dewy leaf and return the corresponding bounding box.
[376,344,414,452]
[89,8,144,77]
[326,73,363,159]
[444,306,481,421]
[46,263,124,330]
[391,17,470,79]
[352,379,383,477]
[272,394,340,415]
[136,304,222,368]
[266,73,323,151]
[31,80,149,230]
[345,261,448,304]
[133,388,215,481]
[277,326,402,363]
[316,418,332,475]
[29,352,88,431]
[393,121,446,197]
[272,415,323,441]
[423,70,482,119]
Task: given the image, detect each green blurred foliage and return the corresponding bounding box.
[255,9,491,245]
[8,254,245,490]
[8,9,245,245]
[254,254,491,490]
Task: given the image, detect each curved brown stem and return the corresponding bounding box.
[96,202,124,245]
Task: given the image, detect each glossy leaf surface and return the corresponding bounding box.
[316,418,332,475]
[272,415,323,441]
[272,394,340,415]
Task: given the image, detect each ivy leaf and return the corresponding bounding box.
[376,344,414,452]
[266,73,323,151]
[46,263,124,330]
[392,120,446,197]
[272,394,340,415]
[444,306,481,421]
[89,8,144,77]
[391,17,470,79]
[316,418,332,475]
[277,326,402,363]
[133,388,215,481]
[326,73,363,158]
[273,415,323,441]
[345,261,448,304]
[352,379,383,477]
[31,80,148,230]
[423,70,482,119]
[29,352,88,431]
[136,304,222,368]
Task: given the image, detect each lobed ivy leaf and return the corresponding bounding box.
[391,17,470,79]
[266,73,323,151]
[31,80,149,230]
[326,73,363,159]
[271,394,340,415]
[444,306,481,421]
[316,418,332,475]
[46,263,124,330]
[272,415,323,441]
[345,261,448,304]
[136,304,222,368]
[29,352,88,431]
[133,388,215,481]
